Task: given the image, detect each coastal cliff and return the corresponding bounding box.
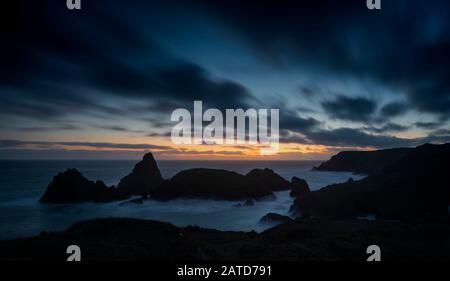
[314,147,411,175]
[293,143,450,220]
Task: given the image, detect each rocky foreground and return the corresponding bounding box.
[0,217,449,261]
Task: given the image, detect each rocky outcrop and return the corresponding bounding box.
[246,168,291,191]
[117,153,163,197]
[258,213,292,224]
[292,143,450,220]
[2,217,450,261]
[314,147,411,175]
[40,152,163,203]
[40,153,290,203]
[151,168,275,200]
[290,177,310,197]
[39,169,125,203]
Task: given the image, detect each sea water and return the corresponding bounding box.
[0,160,364,239]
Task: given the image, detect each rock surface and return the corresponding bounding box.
[39,169,125,203]
[117,153,163,196]
[246,168,292,191]
[1,217,450,261]
[40,152,163,203]
[41,153,288,203]
[259,213,293,224]
[314,147,411,175]
[152,168,274,200]
[290,177,310,197]
[292,143,450,220]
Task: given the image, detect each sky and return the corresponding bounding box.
[1,0,450,160]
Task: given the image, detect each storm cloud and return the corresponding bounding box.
[322,96,377,122]
[1,0,450,157]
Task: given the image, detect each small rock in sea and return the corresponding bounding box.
[246,168,291,191]
[258,213,292,224]
[290,177,310,198]
[117,152,164,197]
[243,199,255,206]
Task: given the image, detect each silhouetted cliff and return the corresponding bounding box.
[40,153,298,203]
[293,143,450,220]
[40,169,125,203]
[314,147,411,175]
[246,168,291,191]
[151,168,275,200]
[40,152,163,203]
[116,152,163,196]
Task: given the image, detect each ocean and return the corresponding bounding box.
[0,160,363,239]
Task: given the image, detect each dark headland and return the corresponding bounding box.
[295,143,450,220]
[1,143,450,261]
[313,147,411,175]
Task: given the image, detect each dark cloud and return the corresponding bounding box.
[0,140,171,150]
[305,128,418,148]
[1,0,450,156]
[297,86,315,98]
[421,131,450,144]
[143,63,255,109]
[167,149,245,156]
[432,129,450,136]
[10,125,82,132]
[281,124,449,148]
[281,112,321,132]
[322,96,377,122]
[415,122,442,130]
[0,149,156,160]
[305,127,450,149]
[0,1,255,125]
[203,0,450,118]
[146,132,172,138]
[365,123,410,134]
[201,0,370,70]
[92,125,145,134]
[380,102,409,118]
[279,133,308,144]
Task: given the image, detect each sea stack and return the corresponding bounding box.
[290,177,310,198]
[246,168,292,191]
[151,168,275,200]
[40,169,123,203]
[117,152,164,197]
